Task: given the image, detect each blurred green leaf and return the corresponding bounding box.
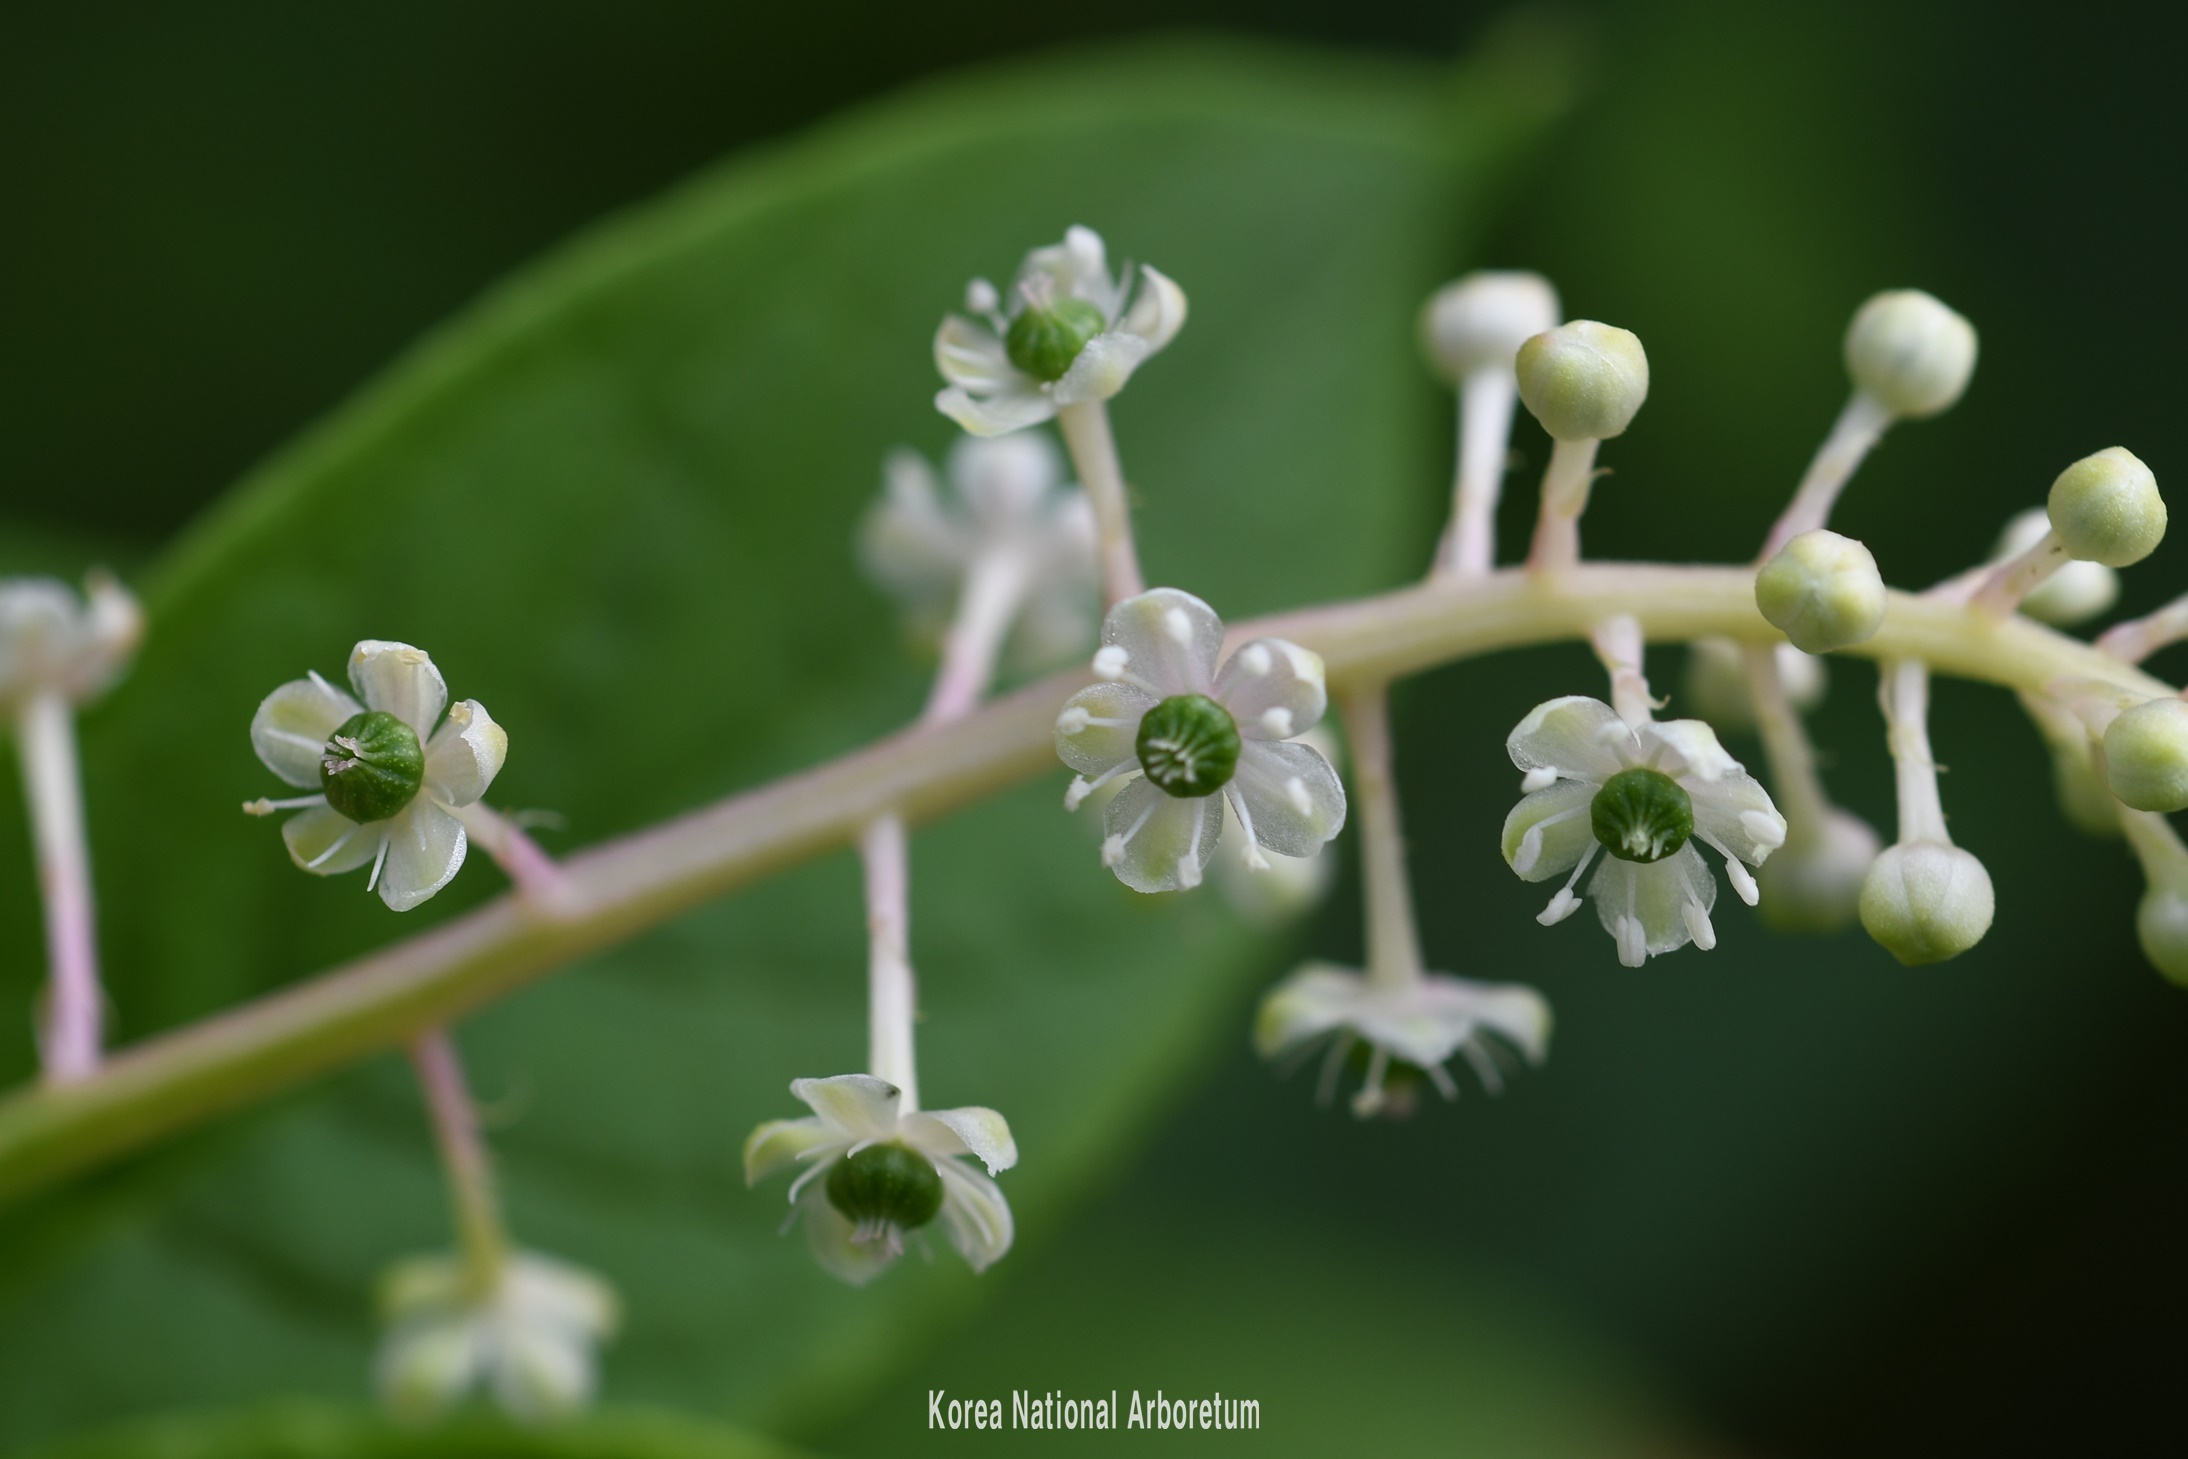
[0,32,1573,1449]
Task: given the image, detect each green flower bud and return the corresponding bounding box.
[1418,271,1559,383]
[2103,697,2188,812]
[1858,842,1994,965]
[825,1142,943,1232]
[2048,446,2165,568]
[1755,529,1886,654]
[320,710,424,824]
[1136,693,1241,798]
[1590,767,1693,864]
[1515,320,1649,441]
[1843,289,1977,419]
[2136,886,2188,986]
[1006,297,1107,382]
[1757,809,1879,933]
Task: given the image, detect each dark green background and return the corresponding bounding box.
[6,2,2188,1455]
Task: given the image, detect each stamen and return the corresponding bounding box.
[1261,707,1294,737]
[1285,776,1313,817]
[1740,810,1787,850]
[1537,842,1598,923]
[1350,1046,1391,1118]
[1682,898,1717,950]
[1616,915,1646,967]
[1459,1039,1505,1095]
[242,795,324,816]
[1225,786,1271,872]
[1514,804,1588,877]
[1315,1035,1354,1106]
[1424,1058,1462,1101]
[1239,643,1272,675]
[1064,760,1138,811]
[1162,608,1192,645]
[1176,811,1206,889]
[1520,766,1559,793]
[1101,798,1160,867]
[304,824,362,871]
[366,833,392,892]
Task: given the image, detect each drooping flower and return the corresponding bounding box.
[1254,962,1550,1118]
[1053,588,1346,893]
[934,226,1187,437]
[0,572,142,711]
[375,1250,619,1425]
[744,1074,1016,1285]
[859,433,1097,673]
[245,640,506,911]
[1501,696,1786,965]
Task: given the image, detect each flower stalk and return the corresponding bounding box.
[1337,686,1422,993]
[16,690,103,1084]
[1056,400,1144,607]
[409,1027,510,1290]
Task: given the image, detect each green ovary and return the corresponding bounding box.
[1136,694,1241,798]
[320,710,425,823]
[1590,767,1693,863]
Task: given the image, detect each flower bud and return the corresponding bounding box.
[1418,271,1559,384]
[2048,447,2165,567]
[1858,842,1995,965]
[1993,507,2118,625]
[1515,321,1649,441]
[2103,696,2188,812]
[2136,886,2188,986]
[1843,289,1977,419]
[1755,529,1887,653]
[1758,809,1880,933]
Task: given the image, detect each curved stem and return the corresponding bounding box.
[1436,369,1519,578]
[1056,399,1144,607]
[1758,392,1893,561]
[0,563,2169,1205]
[1337,686,1422,992]
[17,692,103,1085]
[1880,659,1949,846]
[1969,530,2068,619]
[1525,438,1600,575]
[1589,615,1652,725]
[1743,644,1832,837]
[922,550,1026,726]
[2099,589,2188,664]
[410,1027,508,1289]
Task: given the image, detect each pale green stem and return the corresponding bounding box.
[860,814,918,1113]
[2120,806,2188,890]
[1742,644,1832,840]
[410,1027,509,1291]
[1589,614,1652,725]
[0,564,2170,1205]
[1758,391,1894,562]
[1525,438,1601,575]
[1969,529,2070,619]
[921,549,1027,726]
[1435,368,1520,578]
[16,690,103,1085]
[1337,686,1423,992]
[1880,659,1950,846]
[2098,589,2188,665]
[449,802,577,917]
[1056,399,1144,607]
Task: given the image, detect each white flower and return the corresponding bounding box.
[246,640,507,911]
[1053,588,1347,894]
[860,434,1097,672]
[376,1250,618,1425]
[1500,696,1786,966]
[0,572,142,711]
[743,1074,1017,1286]
[1254,962,1550,1118]
[934,225,1187,437]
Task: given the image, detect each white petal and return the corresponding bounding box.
[1101,778,1223,894]
[505,1253,621,1338]
[281,802,382,876]
[423,699,507,807]
[1690,770,1788,865]
[742,1116,845,1186]
[933,315,1016,391]
[1054,681,1155,775]
[1507,696,1633,783]
[1419,975,1553,1066]
[1051,331,1152,405]
[348,640,447,738]
[1251,962,1362,1059]
[1120,263,1188,353]
[903,1106,1018,1176]
[1358,973,1553,1069]
[376,1315,485,1424]
[1642,718,1743,783]
[789,1072,902,1142]
[1100,587,1224,697]
[376,799,468,911]
[935,383,1057,437]
[251,674,362,787]
[795,1182,898,1287]
[1231,740,1346,857]
[1499,779,1596,881]
[859,450,967,601]
[935,1158,1014,1274]
[489,1326,594,1423]
[1214,638,1327,740]
[1587,843,1717,959]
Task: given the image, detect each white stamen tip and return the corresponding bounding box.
[1064,776,1093,811]
[1520,767,1559,794]
[1240,643,1273,676]
[1261,707,1294,738]
[966,278,999,314]
[1056,706,1090,735]
[1176,855,1202,890]
[1514,828,1544,879]
[1740,810,1787,850]
[1285,776,1313,817]
[1616,917,1647,967]
[1163,608,1192,646]
[243,798,274,817]
[1538,889,1582,926]
[1101,835,1126,868]
[1682,899,1717,950]
[1726,858,1760,906]
[1092,645,1130,680]
[1243,846,1272,872]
